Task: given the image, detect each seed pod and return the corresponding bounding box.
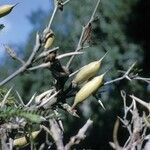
[13,131,40,147]
[72,73,105,109]
[44,30,55,49]
[73,52,108,84]
[0,4,18,18]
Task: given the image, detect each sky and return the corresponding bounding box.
[0,0,52,59]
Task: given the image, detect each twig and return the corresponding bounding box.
[16,90,25,106]
[133,77,150,84]
[66,0,101,68]
[27,62,51,71]
[0,33,41,86]
[0,87,13,108]
[130,95,150,112]
[35,47,59,62]
[37,90,60,108]
[112,118,121,150]
[65,119,93,150]
[62,0,71,5]
[104,62,136,85]
[48,0,72,29]
[49,119,65,150]
[121,90,133,120]
[48,0,58,30]
[62,104,80,118]
[4,45,25,65]
[28,52,84,71]
[56,51,84,59]
[25,93,37,107]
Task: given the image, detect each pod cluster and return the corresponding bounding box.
[71,52,108,109]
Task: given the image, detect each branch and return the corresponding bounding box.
[4,45,25,65]
[0,33,41,86]
[48,0,71,29]
[48,0,58,30]
[112,118,121,150]
[62,0,71,5]
[130,95,150,112]
[104,62,136,85]
[66,0,101,68]
[0,87,13,108]
[65,119,93,150]
[49,119,65,150]
[28,51,84,71]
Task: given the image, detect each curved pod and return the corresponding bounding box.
[0,4,17,18]
[72,73,105,109]
[73,52,107,84]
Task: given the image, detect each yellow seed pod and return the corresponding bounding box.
[72,73,105,109]
[13,131,40,147]
[73,52,108,84]
[44,30,55,49]
[0,4,18,18]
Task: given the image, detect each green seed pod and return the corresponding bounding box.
[44,30,55,49]
[13,131,40,147]
[73,52,108,84]
[0,4,18,18]
[72,73,105,109]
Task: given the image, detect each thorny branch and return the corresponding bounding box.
[110,91,150,150]
[66,0,101,68]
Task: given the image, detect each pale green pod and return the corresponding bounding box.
[0,4,18,18]
[44,31,55,49]
[72,73,105,109]
[13,131,40,147]
[73,52,108,84]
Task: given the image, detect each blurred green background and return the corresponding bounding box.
[0,0,150,149]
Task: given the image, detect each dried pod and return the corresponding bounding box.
[73,52,108,84]
[13,131,40,147]
[72,73,105,109]
[57,0,63,11]
[0,4,18,18]
[44,30,55,49]
[44,51,57,62]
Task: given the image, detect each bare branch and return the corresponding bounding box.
[25,93,37,107]
[0,87,13,108]
[49,119,65,150]
[66,0,101,68]
[62,0,71,5]
[4,45,25,65]
[16,90,25,106]
[37,90,60,108]
[0,33,41,86]
[104,62,136,85]
[111,118,121,150]
[56,51,84,60]
[65,119,93,150]
[130,95,150,112]
[35,47,59,62]
[27,62,51,71]
[62,103,80,118]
